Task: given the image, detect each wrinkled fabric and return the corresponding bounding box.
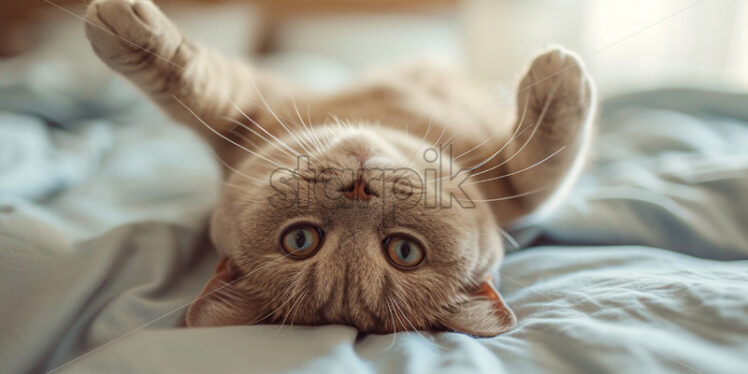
[531,89,748,261]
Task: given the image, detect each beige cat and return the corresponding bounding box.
[83,0,594,337]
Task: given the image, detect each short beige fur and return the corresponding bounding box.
[83,0,594,337]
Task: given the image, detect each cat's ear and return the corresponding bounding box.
[440,276,517,337]
[185,257,262,327]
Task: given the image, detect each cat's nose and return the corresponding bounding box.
[343,177,373,200]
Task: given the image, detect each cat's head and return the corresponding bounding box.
[185,124,517,337]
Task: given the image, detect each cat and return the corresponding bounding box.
[83,0,594,337]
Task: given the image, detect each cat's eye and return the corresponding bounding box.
[281,224,323,258]
[384,235,425,268]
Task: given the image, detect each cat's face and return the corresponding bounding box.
[186,125,516,337]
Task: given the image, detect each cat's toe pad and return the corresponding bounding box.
[520,47,592,113]
[84,0,180,68]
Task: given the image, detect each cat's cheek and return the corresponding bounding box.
[185,257,263,327]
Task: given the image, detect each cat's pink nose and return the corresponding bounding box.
[343,177,373,200]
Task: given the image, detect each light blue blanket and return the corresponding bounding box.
[1,45,746,373]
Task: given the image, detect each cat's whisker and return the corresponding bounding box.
[340,117,355,131]
[220,181,252,193]
[332,115,344,130]
[304,103,330,154]
[432,122,449,147]
[275,288,308,335]
[441,122,537,183]
[386,297,407,335]
[437,125,531,185]
[287,287,309,329]
[443,137,456,149]
[173,96,289,169]
[331,116,356,134]
[229,100,303,159]
[242,75,319,161]
[221,183,267,200]
[246,253,295,279]
[180,252,293,328]
[410,119,433,161]
[440,121,535,185]
[390,295,428,341]
[466,146,567,186]
[468,78,562,178]
[233,92,316,154]
[452,136,491,162]
[232,253,293,287]
[460,94,537,174]
[300,126,319,154]
[300,128,320,156]
[440,81,558,184]
[435,137,459,176]
[390,298,440,353]
[291,96,324,154]
[246,279,303,326]
[200,139,268,184]
[459,184,548,203]
[318,129,334,150]
[229,129,262,150]
[287,294,308,330]
[222,116,296,161]
[280,108,319,160]
[498,227,521,250]
[384,299,398,350]
[436,114,532,184]
[453,93,531,162]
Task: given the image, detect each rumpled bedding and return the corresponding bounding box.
[1,28,747,374]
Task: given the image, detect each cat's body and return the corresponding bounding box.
[84,0,594,337]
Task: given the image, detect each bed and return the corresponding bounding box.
[1,15,747,374]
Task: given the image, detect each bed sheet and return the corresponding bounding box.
[1,22,747,374]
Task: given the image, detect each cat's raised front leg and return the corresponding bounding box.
[480,48,595,225]
[84,0,181,73]
[84,0,290,162]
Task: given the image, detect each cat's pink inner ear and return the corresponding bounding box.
[185,257,258,327]
[476,275,503,305]
[441,276,517,337]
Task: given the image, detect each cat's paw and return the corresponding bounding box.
[516,47,593,129]
[84,0,182,70]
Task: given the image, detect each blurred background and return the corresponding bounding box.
[1,0,746,99]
